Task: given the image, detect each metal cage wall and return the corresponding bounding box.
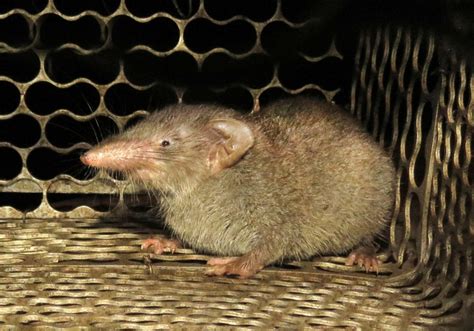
[0,0,471,328]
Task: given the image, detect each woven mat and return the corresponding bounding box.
[0,218,464,329]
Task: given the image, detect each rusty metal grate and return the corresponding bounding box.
[0,0,472,328]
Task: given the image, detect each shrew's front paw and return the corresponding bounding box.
[141,236,182,255]
[345,246,380,273]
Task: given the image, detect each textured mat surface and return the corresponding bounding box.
[0,218,469,329]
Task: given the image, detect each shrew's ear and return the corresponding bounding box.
[207,118,255,175]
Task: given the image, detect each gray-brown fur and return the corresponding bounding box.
[82,97,396,274]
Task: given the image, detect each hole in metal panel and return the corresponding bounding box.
[0,147,22,180]
[398,167,409,218]
[402,59,416,92]
[182,86,253,112]
[45,115,119,148]
[204,0,277,22]
[39,14,105,49]
[124,51,198,86]
[201,53,274,89]
[279,56,343,91]
[184,18,256,54]
[26,82,100,116]
[0,0,47,14]
[426,48,439,93]
[382,84,396,149]
[27,148,94,180]
[408,192,421,236]
[0,192,42,212]
[0,14,32,48]
[105,84,178,116]
[464,192,473,224]
[462,79,472,116]
[125,0,200,19]
[45,49,120,84]
[0,114,41,148]
[0,180,42,212]
[261,21,301,58]
[53,0,120,16]
[468,136,474,186]
[111,16,180,52]
[281,0,347,24]
[456,122,467,168]
[259,88,326,108]
[0,51,40,82]
[300,26,338,59]
[212,87,254,111]
[48,193,119,212]
[413,103,432,187]
[0,81,20,115]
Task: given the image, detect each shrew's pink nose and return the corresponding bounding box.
[80,140,151,171]
[80,152,93,165]
[79,145,135,170]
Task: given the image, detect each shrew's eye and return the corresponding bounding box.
[160,140,170,147]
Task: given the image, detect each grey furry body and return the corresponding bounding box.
[156,98,395,264]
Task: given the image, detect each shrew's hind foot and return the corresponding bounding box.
[206,255,264,279]
[345,246,380,273]
[141,236,182,254]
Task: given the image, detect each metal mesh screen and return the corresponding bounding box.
[0,0,346,219]
[0,0,472,328]
[351,25,473,327]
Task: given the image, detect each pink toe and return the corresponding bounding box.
[345,253,357,266]
[141,240,154,251]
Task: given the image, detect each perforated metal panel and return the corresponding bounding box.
[351,25,473,328]
[0,0,345,219]
[0,0,472,328]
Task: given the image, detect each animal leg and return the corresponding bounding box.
[206,252,266,279]
[205,255,264,278]
[141,236,182,254]
[345,245,380,273]
[207,257,240,266]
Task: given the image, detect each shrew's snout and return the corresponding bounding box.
[79,140,152,171]
[80,151,93,166]
[80,148,117,169]
[79,148,111,168]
